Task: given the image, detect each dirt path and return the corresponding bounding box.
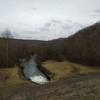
[1,72,100,100]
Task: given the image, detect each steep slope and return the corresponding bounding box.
[63,22,100,65]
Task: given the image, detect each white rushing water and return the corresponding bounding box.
[20,55,49,84]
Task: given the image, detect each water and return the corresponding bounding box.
[20,55,49,84]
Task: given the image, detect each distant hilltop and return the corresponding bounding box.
[0,22,100,67]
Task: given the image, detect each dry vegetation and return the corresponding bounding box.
[0,66,29,88]
[0,60,100,88]
[0,22,100,99]
[42,60,100,80]
[0,22,100,67]
[1,70,100,100]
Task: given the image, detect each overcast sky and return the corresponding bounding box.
[0,0,100,40]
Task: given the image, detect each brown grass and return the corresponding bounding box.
[0,66,29,88]
[42,60,100,80]
[1,60,100,100]
[0,60,100,88]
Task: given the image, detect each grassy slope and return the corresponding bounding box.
[0,60,100,88]
[0,67,29,88]
[0,60,100,99]
[42,60,100,80]
[1,71,100,100]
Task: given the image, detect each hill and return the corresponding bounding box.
[0,22,100,67]
[63,22,100,65]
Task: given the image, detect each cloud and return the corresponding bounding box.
[32,7,37,10]
[24,19,85,40]
[51,20,62,24]
[0,0,99,40]
[92,8,100,18]
[39,20,62,32]
[0,19,85,40]
[95,9,100,13]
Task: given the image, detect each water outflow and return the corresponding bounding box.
[20,56,49,84]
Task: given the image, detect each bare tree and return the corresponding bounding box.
[1,29,13,39]
[1,29,13,67]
